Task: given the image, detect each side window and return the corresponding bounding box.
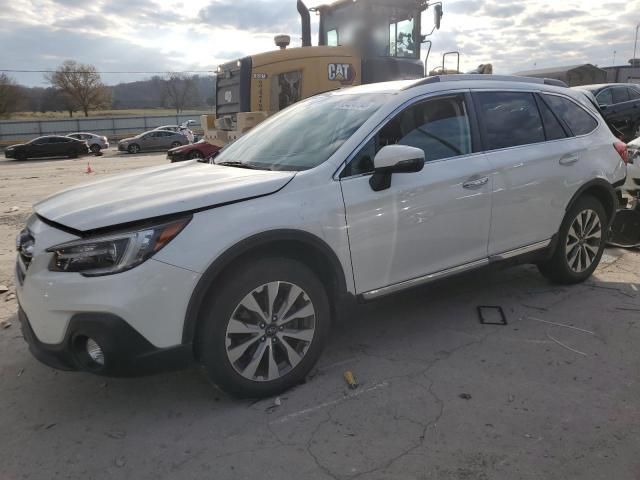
[543,94,598,136]
[389,18,415,58]
[342,94,472,177]
[536,96,567,141]
[628,87,640,100]
[611,87,629,104]
[596,89,612,106]
[327,29,338,47]
[270,70,302,111]
[475,92,544,150]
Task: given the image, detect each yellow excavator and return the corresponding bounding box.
[202,0,451,146]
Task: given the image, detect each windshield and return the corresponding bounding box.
[215,93,389,171]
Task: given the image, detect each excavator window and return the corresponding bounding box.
[327,29,339,46]
[389,18,416,58]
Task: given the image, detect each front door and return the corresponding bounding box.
[340,92,493,295]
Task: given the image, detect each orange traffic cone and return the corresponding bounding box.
[85,162,93,174]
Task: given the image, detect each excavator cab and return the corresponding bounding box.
[204,0,444,146]
[315,0,434,83]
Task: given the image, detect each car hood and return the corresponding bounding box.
[6,144,25,150]
[34,161,296,231]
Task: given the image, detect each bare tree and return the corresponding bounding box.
[0,73,22,118]
[164,73,196,114]
[46,60,110,117]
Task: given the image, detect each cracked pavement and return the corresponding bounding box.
[1,154,640,479]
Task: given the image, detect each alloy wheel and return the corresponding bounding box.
[225,281,316,382]
[565,208,602,273]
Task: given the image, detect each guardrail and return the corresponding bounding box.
[0,113,209,146]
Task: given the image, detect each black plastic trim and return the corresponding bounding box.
[565,179,619,227]
[19,308,193,377]
[182,229,350,345]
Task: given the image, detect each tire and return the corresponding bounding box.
[90,144,101,154]
[198,257,331,398]
[128,144,140,154]
[537,195,608,284]
[170,141,182,149]
[187,150,204,160]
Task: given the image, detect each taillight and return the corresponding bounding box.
[614,141,628,164]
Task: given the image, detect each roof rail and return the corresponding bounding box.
[404,74,568,90]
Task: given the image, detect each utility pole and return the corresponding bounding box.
[634,23,639,63]
[613,49,617,65]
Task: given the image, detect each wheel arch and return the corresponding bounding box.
[181,229,351,351]
[565,178,618,227]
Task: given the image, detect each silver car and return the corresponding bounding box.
[118,130,188,154]
[67,133,109,153]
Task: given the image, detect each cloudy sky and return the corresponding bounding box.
[0,0,638,86]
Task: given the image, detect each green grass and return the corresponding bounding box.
[6,109,213,121]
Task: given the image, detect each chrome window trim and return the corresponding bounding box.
[361,239,551,300]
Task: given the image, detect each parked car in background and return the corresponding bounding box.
[153,125,181,132]
[118,130,188,154]
[574,83,640,141]
[167,140,220,162]
[15,76,627,398]
[625,137,640,198]
[4,136,89,161]
[67,133,109,153]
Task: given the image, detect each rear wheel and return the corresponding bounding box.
[171,141,182,149]
[538,195,607,284]
[128,144,140,154]
[198,257,331,398]
[188,150,203,160]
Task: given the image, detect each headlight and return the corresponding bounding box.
[47,217,190,276]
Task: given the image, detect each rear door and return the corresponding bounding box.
[340,92,494,295]
[604,86,633,138]
[474,90,580,255]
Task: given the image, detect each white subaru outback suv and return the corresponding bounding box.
[15,75,627,397]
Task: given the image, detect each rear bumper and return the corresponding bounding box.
[18,307,194,377]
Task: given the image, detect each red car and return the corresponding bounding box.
[167,140,220,162]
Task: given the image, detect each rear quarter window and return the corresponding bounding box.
[543,94,598,136]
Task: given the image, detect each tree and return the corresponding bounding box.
[0,73,22,118]
[163,73,196,114]
[46,60,110,117]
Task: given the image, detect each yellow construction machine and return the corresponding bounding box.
[202,0,446,146]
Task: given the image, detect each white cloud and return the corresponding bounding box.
[0,0,638,86]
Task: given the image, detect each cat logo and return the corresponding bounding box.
[328,63,355,84]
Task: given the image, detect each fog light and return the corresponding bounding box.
[86,338,104,366]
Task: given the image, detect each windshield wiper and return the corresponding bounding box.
[215,160,269,170]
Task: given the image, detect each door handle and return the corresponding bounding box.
[462,176,489,189]
[559,154,579,166]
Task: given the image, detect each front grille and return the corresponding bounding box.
[15,260,25,286]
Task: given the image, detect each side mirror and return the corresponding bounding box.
[434,4,443,30]
[369,145,425,191]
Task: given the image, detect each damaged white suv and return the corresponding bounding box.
[16,76,627,397]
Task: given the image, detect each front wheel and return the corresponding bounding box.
[188,150,203,160]
[538,195,608,284]
[198,257,331,398]
[127,144,140,154]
